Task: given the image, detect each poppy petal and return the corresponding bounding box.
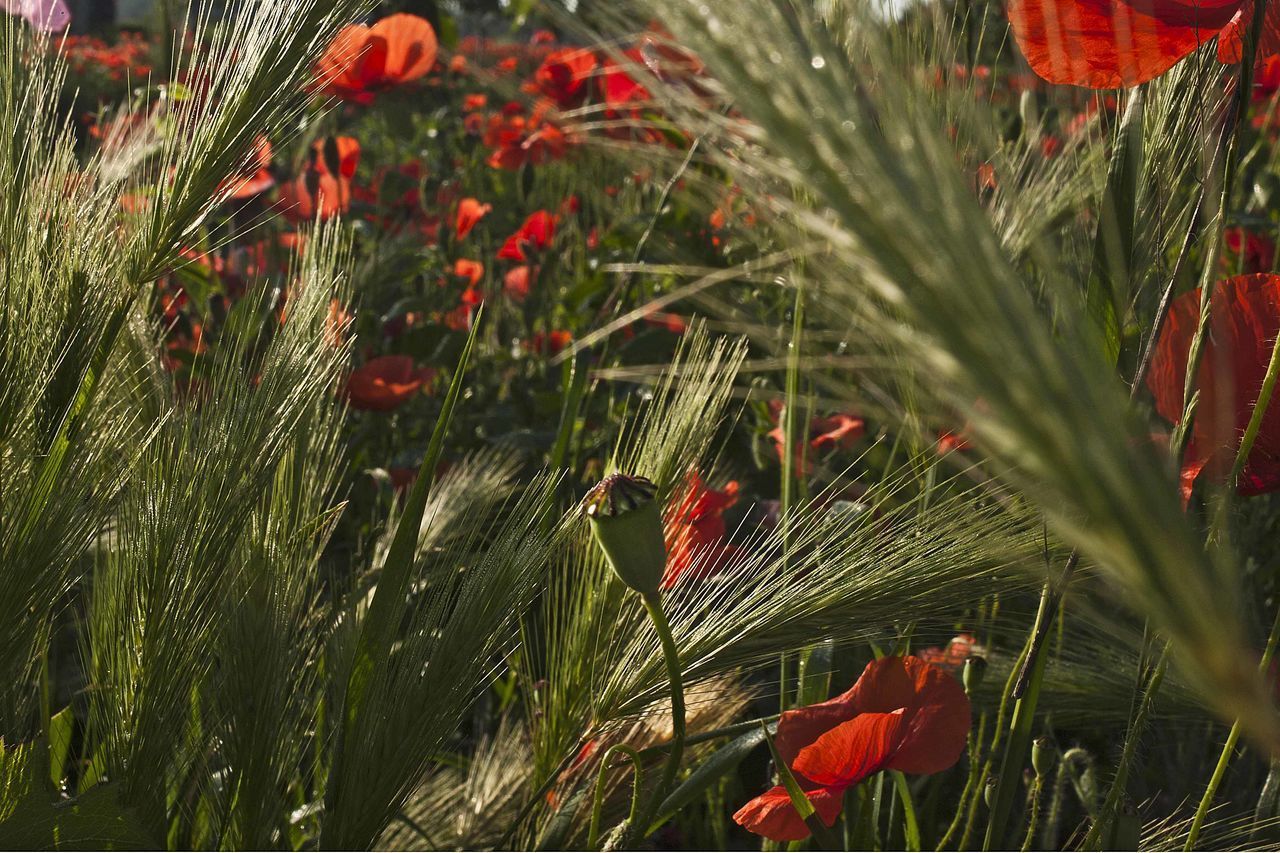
[792,710,906,788]
[1006,0,1239,88]
[732,785,844,842]
[373,13,439,83]
[884,660,972,775]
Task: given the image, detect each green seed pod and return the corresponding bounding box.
[584,473,667,597]
[963,655,988,694]
[1032,735,1056,778]
[984,776,999,809]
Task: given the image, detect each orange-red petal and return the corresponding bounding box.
[731,785,844,842]
[792,710,906,788]
[1006,0,1240,88]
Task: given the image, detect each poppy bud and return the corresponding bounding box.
[1032,735,1055,777]
[584,473,667,596]
[963,655,988,693]
[984,776,999,809]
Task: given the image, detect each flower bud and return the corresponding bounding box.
[984,776,999,809]
[1032,735,1055,778]
[963,655,988,693]
[584,473,667,596]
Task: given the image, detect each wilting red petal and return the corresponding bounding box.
[1006,0,1241,88]
[732,785,844,843]
[1147,274,1280,499]
[792,710,906,788]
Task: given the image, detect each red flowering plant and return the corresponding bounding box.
[735,656,971,841]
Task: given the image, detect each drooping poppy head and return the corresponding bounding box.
[1147,273,1280,500]
[1005,0,1280,89]
[454,197,492,240]
[734,656,970,842]
[317,13,438,103]
[534,47,599,108]
[345,355,433,411]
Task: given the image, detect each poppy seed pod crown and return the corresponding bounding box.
[583,473,667,596]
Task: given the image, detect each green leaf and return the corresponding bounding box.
[339,306,484,740]
[890,771,920,852]
[653,724,771,825]
[47,708,73,790]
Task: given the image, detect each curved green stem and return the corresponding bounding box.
[588,744,643,851]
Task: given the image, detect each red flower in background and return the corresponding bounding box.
[1224,227,1277,274]
[346,355,433,411]
[527,329,573,355]
[279,136,361,222]
[1147,274,1280,500]
[1005,0,1280,88]
[662,470,740,589]
[504,265,532,301]
[484,102,572,169]
[603,50,652,107]
[453,258,485,286]
[318,14,438,103]
[498,210,557,261]
[767,404,866,475]
[734,656,970,842]
[221,136,275,199]
[535,47,599,108]
[918,634,981,672]
[454,197,492,239]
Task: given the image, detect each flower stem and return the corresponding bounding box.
[588,744,643,851]
[1184,604,1280,849]
[1081,645,1169,849]
[1021,775,1044,852]
[632,591,686,841]
[983,578,1053,849]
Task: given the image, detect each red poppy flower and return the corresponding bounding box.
[504,265,532,301]
[221,136,275,199]
[3,0,70,32]
[1147,273,1280,500]
[918,634,981,672]
[317,14,438,103]
[534,47,599,108]
[1224,226,1276,274]
[767,405,866,476]
[1006,0,1280,89]
[662,470,740,589]
[483,104,572,170]
[454,197,492,239]
[346,355,433,411]
[498,210,557,261]
[526,329,573,355]
[602,50,651,107]
[462,93,488,111]
[734,656,970,842]
[453,258,484,286]
[279,136,361,222]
